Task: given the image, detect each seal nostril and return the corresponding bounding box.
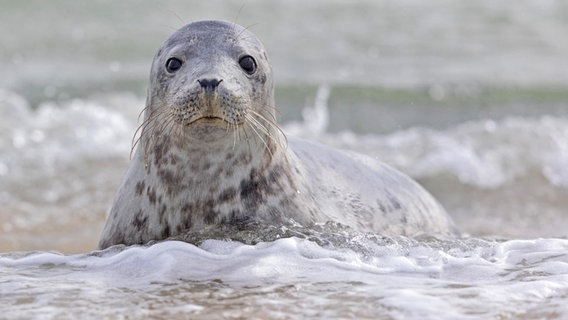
[197,78,223,92]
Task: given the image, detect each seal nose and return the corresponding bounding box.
[197,78,223,92]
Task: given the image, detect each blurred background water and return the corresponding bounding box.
[1,1,568,319]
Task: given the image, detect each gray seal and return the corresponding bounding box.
[98,20,455,249]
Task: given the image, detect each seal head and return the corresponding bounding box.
[148,20,274,143]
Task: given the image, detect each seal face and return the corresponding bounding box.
[98,20,455,249]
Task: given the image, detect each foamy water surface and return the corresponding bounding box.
[2,233,568,319]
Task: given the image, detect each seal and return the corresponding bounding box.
[98,20,455,249]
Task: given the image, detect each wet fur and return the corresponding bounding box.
[98,20,455,249]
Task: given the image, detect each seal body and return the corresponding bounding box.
[98,20,455,249]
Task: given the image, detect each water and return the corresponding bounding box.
[3,237,568,319]
[1,0,568,319]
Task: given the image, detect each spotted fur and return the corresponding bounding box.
[98,20,455,249]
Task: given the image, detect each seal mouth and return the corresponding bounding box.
[188,115,232,126]
[192,116,223,122]
[176,114,245,128]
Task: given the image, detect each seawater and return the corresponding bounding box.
[2,236,568,319]
[2,1,568,319]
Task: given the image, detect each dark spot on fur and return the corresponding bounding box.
[389,195,402,210]
[238,166,284,215]
[224,168,234,177]
[158,169,185,196]
[268,165,283,184]
[169,154,178,165]
[220,210,252,229]
[377,200,387,214]
[153,141,169,166]
[158,169,175,184]
[213,167,224,178]
[133,209,148,231]
[218,187,237,202]
[182,213,193,231]
[204,205,217,224]
[239,173,264,212]
[159,204,167,224]
[178,202,200,229]
[182,200,219,225]
[181,203,192,215]
[257,73,267,84]
[146,186,157,204]
[161,225,171,238]
[278,197,293,208]
[135,181,145,196]
[236,152,251,166]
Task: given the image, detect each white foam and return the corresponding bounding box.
[2,237,568,319]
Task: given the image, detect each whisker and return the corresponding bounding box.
[236,122,242,143]
[156,4,187,29]
[160,116,178,160]
[245,113,284,152]
[241,124,253,155]
[154,115,177,161]
[137,104,152,123]
[256,103,283,119]
[253,104,286,136]
[131,109,170,159]
[245,114,274,158]
[234,23,260,43]
[132,108,166,149]
[231,4,246,31]
[144,113,175,163]
[248,108,280,133]
[245,113,270,136]
[232,121,237,150]
[247,109,288,150]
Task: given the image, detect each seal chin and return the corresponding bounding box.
[181,116,239,143]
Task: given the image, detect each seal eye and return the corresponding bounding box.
[165,57,183,73]
[239,55,256,75]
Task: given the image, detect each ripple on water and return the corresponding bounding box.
[1,231,568,319]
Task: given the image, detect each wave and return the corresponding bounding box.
[2,89,567,190]
[1,236,568,319]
